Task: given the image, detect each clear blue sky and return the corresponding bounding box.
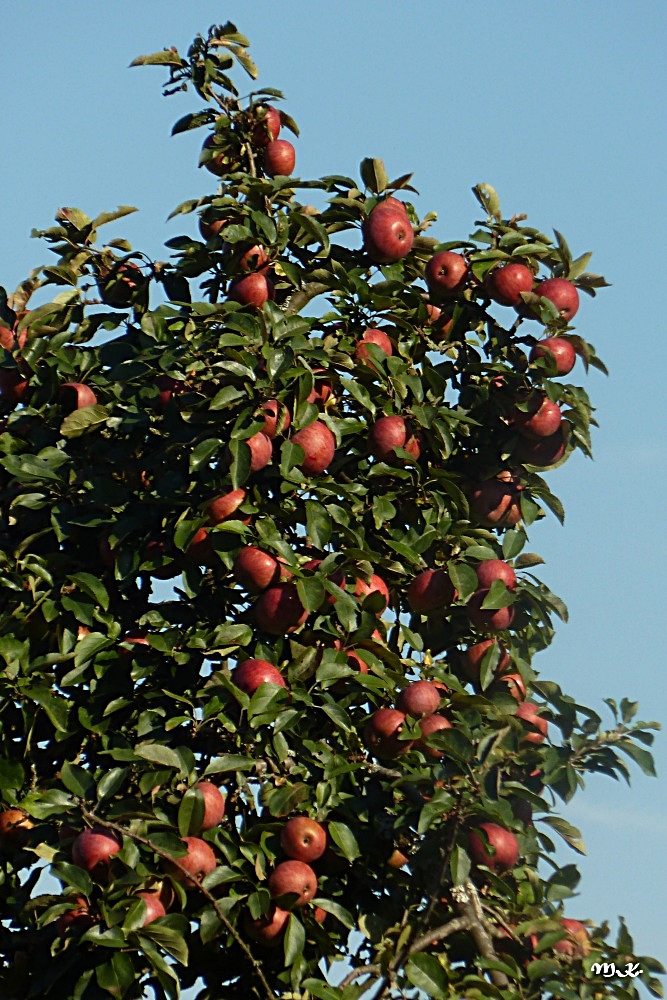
[1,0,665,975]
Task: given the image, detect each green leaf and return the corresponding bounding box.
[449,844,471,885]
[96,952,136,997]
[616,739,657,776]
[284,913,306,967]
[0,759,25,790]
[60,404,110,439]
[68,573,109,611]
[310,898,354,929]
[360,158,389,194]
[328,821,361,862]
[178,787,205,837]
[139,915,190,965]
[97,768,127,802]
[130,50,185,68]
[74,632,111,667]
[305,501,333,548]
[405,953,449,999]
[61,762,95,799]
[204,755,255,775]
[541,816,586,854]
[296,576,326,613]
[189,438,223,473]
[135,743,185,773]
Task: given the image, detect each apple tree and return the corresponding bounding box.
[0,21,663,1000]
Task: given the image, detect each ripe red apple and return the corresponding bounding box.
[485,263,534,306]
[469,477,523,527]
[530,337,577,375]
[252,104,281,146]
[246,431,273,472]
[345,649,369,673]
[0,808,34,849]
[355,573,390,611]
[535,277,579,322]
[467,590,515,633]
[254,583,308,634]
[407,569,456,614]
[425,251,469,299]
[198,215,227,240]
[416,713,452,758]
[264,139,296,177]
[72,827,122,875]
[369,415,421,462]
[363,708,412,759]
[244,905,290,947]
[228,271,274,308]
[154,374,186,410]
[355,327,394,368]
[290,421,336,475]
[233,546,281,593]
[515,701,548,743]
[363,203,414,263]
[397,680,441,717]
[280,816,327,863]
[514,424,567,467]
[201,134,240,176]
[468,822,519,872]
[58,382,98,411]
[261,399,291,438]
[0,326,27,351]
[0,369,30,406]
[493,672,527,701]
[513,393,562,439]
[268,860,318,908]
[232,658,286,695]
[136,891,166,926]
[98,261,144,308]
[166,836,217,883]
[459,639,511,682]
[194,782,226,831]
[56,897,94,938]
[207,488,248,525]
[476,559,517,591]
[307,368,334,406]
[184,527,215,567]
[553,918,591,957]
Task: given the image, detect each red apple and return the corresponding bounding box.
[233,546,281,593]
[425,251,469,299]
[363,708,412,759]
[184,528,215,567]
[355,573,390,611]
[515,701,548,744]
[307,368,333,406]
[232,658,286,695]
[280,816,327,863]
[553,918,591,957]
[469,477,522,527]
[261,399,291,438]
[290,421,336,475]
[201,134,240,176]
[254,583,308,634]
[268,860,318,908]
[198,215,227,240]
[194,782,226,831]
[56,897,94,938]
[363,203,414,263]
[136,891,166,926]
[467,590,515,633]
[243,905,290,947]
[476,559,517,591]
[0,326,27,351]
[246,431,273,472]
[513,393,562,439]
[166,836,217,883]
[155,374,186,410]
[228,271,274,308]
[0,369,30,406]
[345,649,369,674]
[59,382,98,412]
[355,327,393,366]
[468,822,519,873]
[252,105,281,146]
[207,488,248,525]
[485,263,534,306]
[72,827,122,875]
[407,569,456,614]
[264,139,296,177]
[0,808,34,849]
[514,425,567,467]
[98,261,144,308]
[369,415,421,462]
[530,337,577,376]
[416,713,452,758]
[493,672,527,701]
[459,640,511,682]
[397,680,442,718]
[535,277,579,322]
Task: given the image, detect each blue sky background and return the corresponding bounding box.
[1,0,665,982]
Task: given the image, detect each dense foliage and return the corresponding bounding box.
[0,22,662,1000]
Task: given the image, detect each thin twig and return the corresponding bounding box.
[339,964,382,989]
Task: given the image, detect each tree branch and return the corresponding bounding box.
[451,881,509,987]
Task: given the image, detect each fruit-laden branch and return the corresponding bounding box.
[80,808,276,1000]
